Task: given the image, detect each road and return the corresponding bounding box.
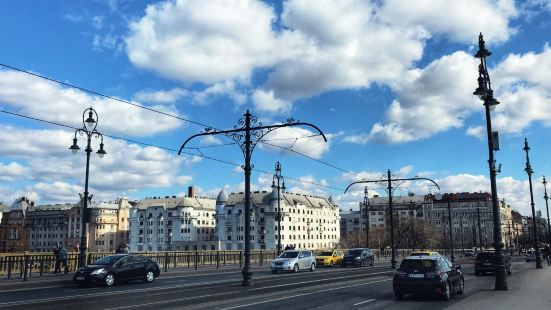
[0,256,532,310]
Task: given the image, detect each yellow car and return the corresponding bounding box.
[316,250,344,267]
[409,250,441,257]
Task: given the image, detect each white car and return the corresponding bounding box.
[526,249,536,262]
[271,250,316,273]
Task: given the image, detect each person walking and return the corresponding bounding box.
[59,243,68,274]
[544,245,551,266]
[53,245,61,273]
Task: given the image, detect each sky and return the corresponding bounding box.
[1,0,551,216]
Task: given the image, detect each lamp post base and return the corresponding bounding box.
[241,268,252,286]
[494,264,508,290]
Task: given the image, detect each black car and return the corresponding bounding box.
[73,254,160,287]
[341,248,374,267]
[393,256,464,300]
[475,251,511,276]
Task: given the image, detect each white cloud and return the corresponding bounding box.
[252,89,292,114]
[175,175,193,185]
[0,70,183,137]
[0,126,201,203]
[259,126,330,159]
[345,51,480,144]
[466,126,485,139]
[126,0,279,84]
[0,162,29,181]
[134,88,188,104]
[379,0,517,44]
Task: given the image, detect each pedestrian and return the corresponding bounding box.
[53,245,61,273]
[123,244,130,253]
[544,245,551,266]
[59,243,68,274]
[115,246,123,254]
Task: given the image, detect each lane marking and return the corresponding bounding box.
[353,299,376,306]
[220,279,391,310]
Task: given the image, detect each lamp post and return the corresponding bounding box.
[272,162,286,256]
[179,110,326,286]
[543,176,551,245]
[344,171,439,269]
[363,186,370,248]
[435,193,455,262]
[69,107,107,268]
[523,138,543,268]
[473,33,508,290]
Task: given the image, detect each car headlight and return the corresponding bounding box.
[91,268,106,275]
[354,257,361,260]
[283,261,290,266]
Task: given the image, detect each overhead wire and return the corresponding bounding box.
[0,108,345,191]
[0,63,368,185]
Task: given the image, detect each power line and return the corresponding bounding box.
[0,63,213,129]
[0,63,364,183]
[0,108,344,191]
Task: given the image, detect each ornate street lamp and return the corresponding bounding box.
[542,176,551,245]
[473,33,508,290]
[70,107,106,267]
[272,162,286,255]
[362,186,370,248]
[179,110,326,286]
[523,138,543,268]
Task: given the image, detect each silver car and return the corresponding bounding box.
[271,250,316,273]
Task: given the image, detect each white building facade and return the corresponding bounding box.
[216,187,340,251]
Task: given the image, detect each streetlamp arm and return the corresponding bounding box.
[344,177,440,194]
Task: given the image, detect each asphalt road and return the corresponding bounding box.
[0,256,531,310]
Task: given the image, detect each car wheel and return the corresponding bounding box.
[329,261,334,268]
[310,263,316,272]
[442,281,451,301]
[271,270,277,274]
[104,273,115,287]
[341,263,346,268]
[293,264,299,273]
[144,270,155,283]
[475,270,481,276]
[360,260,364,267]
[507,267,512,275]
[458,278,464,295]
[370,258,374,267]
[394,290,404,300]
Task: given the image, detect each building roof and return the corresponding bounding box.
[216,189,228,203]
[135,196,216,211]
[225,191,336,210]
[28,203,74,212]
[8,196,33,213]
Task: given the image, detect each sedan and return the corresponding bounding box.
[271,250,316,273]
[73,254,160,287]
[341,248,374,267]
[393,256,464,301]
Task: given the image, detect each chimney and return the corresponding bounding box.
[188,186,195,198]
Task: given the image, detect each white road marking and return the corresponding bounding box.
[353,299,376,306]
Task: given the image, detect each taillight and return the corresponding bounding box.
[425,270,444,279]
[395,269,407,277]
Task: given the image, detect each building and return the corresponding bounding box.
[216,187,340,251]
[27,203,74,252]
[129,187,218,252]
[85,198,133,252]
[0,197,33,252]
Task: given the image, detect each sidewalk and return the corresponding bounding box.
[447,266,551,309]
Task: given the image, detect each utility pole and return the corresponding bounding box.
[179,110,326,285]
[523,138,543,268]
[543,176,551,245]
[477,207,483,250]
[363,186,370,248]
[345,172,439,269]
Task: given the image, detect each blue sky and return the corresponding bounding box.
[1,0,551,216]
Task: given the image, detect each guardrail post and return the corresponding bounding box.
[239,251,242,267]
[164,252,169,273]
[216,251,220,269]
[19,256,24,279]
[223,250,226,265]
[40,256,44,277]
[7,256,12,279]
[23,255,29,281]
[259,250,263,266]
[194,251,198,270]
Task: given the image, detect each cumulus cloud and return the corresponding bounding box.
[0,162,29,181]
[259,126,330,159]
[466,126,485,139]
[126,0,279,84]
[0,70,183,137]
[0,126,200,204]
[379,0,517,43]
[134,88,188,104]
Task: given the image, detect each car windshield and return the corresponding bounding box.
[527,250,536,254]
[319,251,334,256]
[279,251,299,258]
[410,252,430,256]
[92,255,123,266]
[477,253,495,259]
[399,259,436,270]
[348,250,363,256]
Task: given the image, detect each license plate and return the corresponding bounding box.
[274,266,283,269]
[483,263,492,266]
[76,277,84,280]
[408,274,424,278]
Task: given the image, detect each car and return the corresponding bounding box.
[526,249,537,262]
[464,249,475,257]
[315,250,344,267]
[474,251,511,275]
[73,254,160,287]
[393,256,464,301]
[271,250,316,273]
[341,248,374,267]
[409,250,441,257]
